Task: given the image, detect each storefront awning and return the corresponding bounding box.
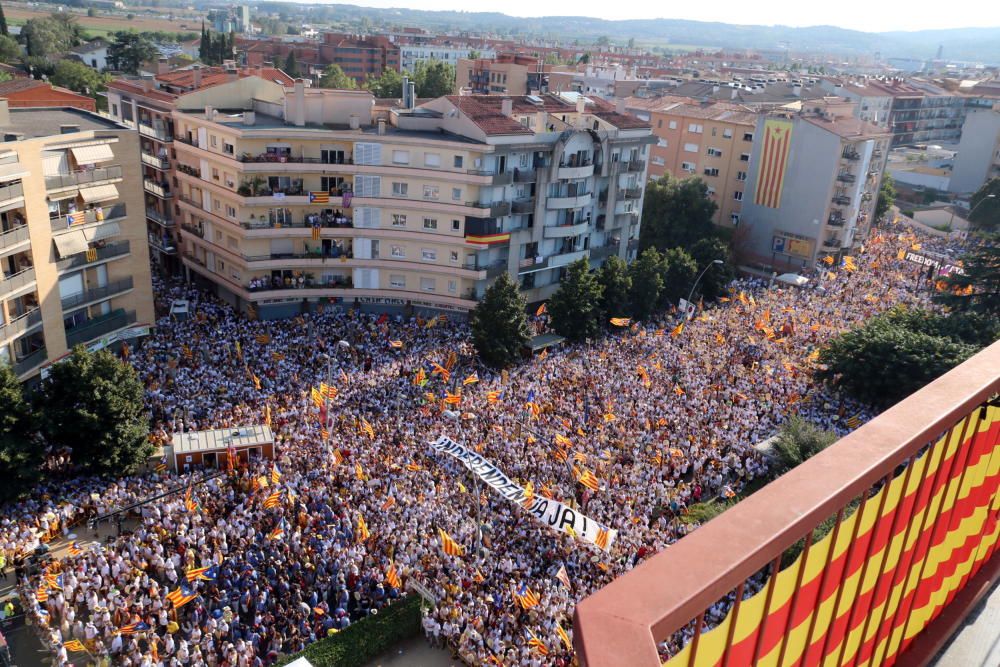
[71,144,115,165]
[53,230,89,258]
[80,184,119,203]
[83,221,121,243]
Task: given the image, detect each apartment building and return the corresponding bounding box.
[627,96,757,227]
[868,78,993,147]
[240,34,400,84]
[739,98,892,270]
[399,44,496,73]
[949,105,1000,193]
[105,65,295,275]
[168,85,652,318]
[818,78,893,128]
[456,55,536,96]
[0,101,154,381]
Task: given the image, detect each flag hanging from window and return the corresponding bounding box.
[753,119,793,208]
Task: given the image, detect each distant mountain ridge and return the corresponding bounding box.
[274,3,1000,64]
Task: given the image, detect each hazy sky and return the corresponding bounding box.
[331,0,1000,33]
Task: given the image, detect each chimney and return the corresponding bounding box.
[292,79,306,127]
[349,113,360,130]
[192,65,202,88]
[501,97,513,117]
[0,100,8,126]
[377,118,387,135]
[576,97,586,114]
[792,84,802,97]
[141,74,154,91]
[615,98,625,114]
[407,81,416,109]
[59,124,80,134]
[157,58,170,76]
[204,105,214,121]
[243,111,256,126]
[402,75,410,106]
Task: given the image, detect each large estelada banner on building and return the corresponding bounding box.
[430,435,617,551]
[753,118,794,209]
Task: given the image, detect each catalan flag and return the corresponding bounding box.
[554,434,573,448]
[255,333,271,344]
[405,462,422,472]
[67,541,84,557]
[673,384,686,396]
[413,368,427,386]
[262,490,282,509]
[846,413,862,429]
[670,322,684,337]
[184,488,199,512]
[486,390,501,404]
[389,340,404,349]
[573,452,587,463]
[609,317,631,327]
[430,362,450,382]
[271,464,282,485]
[324,383,338,400]
[443,391,462,405]
[521,480,535,507]
[575,467,600,492]
[438,528,465,556]
[385,563,402,589]
[45,573,63,590]
[514,584,540,610]
[267,526,284,541]
[116,620,151,634]
[557,623,572,650]
[264,404,272,428]
[380,496,396,511]
[251,373,262,391]
[332,449,344,465]
[35,587,48,603]
[309,191,330,204]
[311,387,323,407]
[527,633,549,656]
[462,373,479,386]
[555,564,572,590]
[355,462,366,480]
[594,527,611,550]
[63,639,87,653]
[166,585,198,608]
[753,118,793,207]
[155,456,167,473]
[271,351,285,362]
[356,515,371,542]
[360,418,375,439]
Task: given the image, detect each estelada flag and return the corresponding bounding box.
[438,528,464,556]
[309,191,330,204]
[535,302,547,316]
[385,563,402,589]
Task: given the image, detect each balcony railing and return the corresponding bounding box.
[61,277,134,311]
[13,347,47,376]
[491,171,514,186]
[243,249,353,262]
[0,181,24,204]
[514,168,538,183]
[143,179,173,199]
[237,153,354,165]
[0,307,42,339]
[822,237,842,249]
[589,243,619,259]
[58,241,130,271]
[240,215,354,230]
[248,277,353,292]
[832,194,851,206]
[0,224,29,250]
[624,159,647,173]
[574,342,1000,667]
[138,124,173,142]
[141,152,170,170]
[617,187,643,200]
[828,214,846,227]
[65,308,136,347]
[45,166,122,191]
[517,255,550,273]
[145,207,174,227]
[512,198,535,214]
[841,149,861,161]
[836,172,857,183]
[0,267,36,296]
[51,203,127,233]
[485,201,511,217]
[148,235,178,254]
[180,223,204,238]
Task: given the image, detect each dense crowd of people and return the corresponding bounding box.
[3,225,956,666]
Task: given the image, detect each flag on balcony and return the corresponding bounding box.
[309,191,329,204]
[343,192,352,208]
[312,226,321,240]
[753,118,794,208]
[67,211,86,226]
[86,247,97,262]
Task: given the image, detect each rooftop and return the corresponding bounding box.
[107,66,294,103]
[2,107,127,139]
[441,93,650,137]
[801,113,891,140]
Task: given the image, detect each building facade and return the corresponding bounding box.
[818,79,893,128]
[168,87,652,318]
[400,44,495,74]
[456,55,535,96]
[0,101,154,381]
[739,99,891,270]
[949,105,1000,194]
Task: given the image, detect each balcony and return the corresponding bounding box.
[51,203,127,233]
[138,123,173,142]
[491,171,514,186]
[832,194,851,206]
[624,159,647,173]
[589,243,619,260]
[0,181,24,205]
[518,255,551,273]
[248,277,353,293]
[861,192,873,203]
[176,164,201,178]
[143,179,173,199]
[0,224,30,251]
[0,267,36,297]
[61,277,135,311]
[0,307,42,340]
[58,240,130,271]
[617,187,643,200]
[145,207,174,227]
[544,220,591,239]
[573,343,1000,667]
[841,149,861,161]
[514,168,538,183]
[550,248,589,267]
[180,223,204,239]
[65,308,136,347]
[485,201,511,217]
[141,152,170,170]
[148,234,178,255]
[512,198,535,215]
[237,153,354,165]
[548,192,593,210]
[827,213,846,227]
[45,166,122,192]
[13,347,47,377]
[821,237,842,250]
[557,162,595,180]
[836,172,857,183]
[465,259,508,279]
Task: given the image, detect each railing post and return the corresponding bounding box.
[750,556,783,664]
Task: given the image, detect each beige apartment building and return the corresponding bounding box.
[456,55,533,95]
[628,97,758,227]
[0,101,154,381]
[167,85,652,318]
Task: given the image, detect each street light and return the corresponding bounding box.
[683,259,724,318]
[949,194,995,231]
[444,410,483,561]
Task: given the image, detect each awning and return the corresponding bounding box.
[80,184,119,203]
[0,162,29,183]
[53,230,89,258]
[83,221,121,243]
[71,144,115,165]
[48,189,79,202]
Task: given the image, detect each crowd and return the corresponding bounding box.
[3,226,953,666]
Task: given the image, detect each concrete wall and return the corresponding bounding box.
[950,108,1000,193]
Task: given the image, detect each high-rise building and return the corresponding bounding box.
[0,101,154,381]
[169,86,652,318]
[949,104,1000,194]
[739,98,891,270]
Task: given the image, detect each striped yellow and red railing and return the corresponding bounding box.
[573,341,1000,667]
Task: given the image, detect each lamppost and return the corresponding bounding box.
[444,409,482,561]
[950,193,996,231]
[319,340,351,457]
[683,259,724,319]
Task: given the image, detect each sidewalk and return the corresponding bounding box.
[361,636,458,667]
[932,579,1000,667]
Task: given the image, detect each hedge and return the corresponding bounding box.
[277,595,424,667]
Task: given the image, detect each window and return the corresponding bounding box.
[423,218,438,230]
[681,162,696,173]
[225,205,236,218]
[392,150,410,165]
[210,135,217,147]
[223,142,234,155]
[740,153,750,162]
[112,104,118,117]
[703,167,719,177]
[420,277,436,292]
[390,274,406,288]
[421,248,437,261]
[392,182,408,196]
[723,128,733,139]
[452,187,462,201]
[706,187,716,195]
[321,176,346,193]
[657,138,668,148]
[657,119,663,128]
[449,250,459,262]
[391,245,405,258]
[652,157,665,166]
[743,132,754,142]
[453,155,464,168]
[683,143,699,153]
[736,171,747,181]
[730,213,741,225]
[447,279,457,294]
[519,153,529,168]
[392,214,407,227]
[711,127,717,136]
[451,219,461,231]
[707,148,722,157]
[668,120,677,129]
[733,191,744,201]
[423,185,439,200]
[212,167,220,181]
[688,123,703,133]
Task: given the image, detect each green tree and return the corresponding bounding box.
[543,52,562,66]
[657,246,699,310]
[969,178,1000,230]
[548,259,604,342]
[0,35,18,63]
[687,237,734,300]
[817,308,995,409]
[50,59,107,97]
[578,52,591,64]
[283,51,300,78]
[39,346,151,474]
[639,175,720,253]
[468,50,481,60]
[413,60,454,98]
[597,255,632,325]
[0,71,11,83]
[21,13,83,58]
[87,7,97,18]
[595,35,610,46]
[24,55,55,80]
[935,238,1000,318]
[0,2,7,36]
[199,21,209,62]
[107,32,157,74]
[770,415,837,474]
[875,173,895,223]
[366,67,403,98]
[470,273,531,368]
[628,248,665,321]
[0,363,41,503]
[318,63,357,89]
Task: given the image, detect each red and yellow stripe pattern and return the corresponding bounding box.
[665,404,1000,667]
[752,119,794,209]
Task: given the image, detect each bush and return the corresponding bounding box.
[278,595,424,667]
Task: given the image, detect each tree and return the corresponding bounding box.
[413,59,455,98]
[687,237,734,300]
[0,363,41,503]
[0,71,10,83]
[199,21,208,62]
[283,51,300,78]
[639,175,720,253]
[38,346,151,474]
[107,32,157,75]
[935,238,1000,318]
[470,273,531,368]
[770,415,837,474]
[597,255,632,325]
[578,52,591,65]
[875,173,895,223]
[50,59,107,97]
[0,35,18,63]
[548,259,604,342]
[817,308,995,409]
[0,2,7,36]
[366,67,403,98]
[657,246,699,310]
[21,14,83,58]
[969,178,1000,230]
[595,36,610,46]
[628,248,665,321]
[318,63,357,89]
[468,49,481,60]
[87,7,97,18]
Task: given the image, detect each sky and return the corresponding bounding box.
[326,0,1000,33]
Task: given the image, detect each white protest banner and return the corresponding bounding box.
[430,435,617,551]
